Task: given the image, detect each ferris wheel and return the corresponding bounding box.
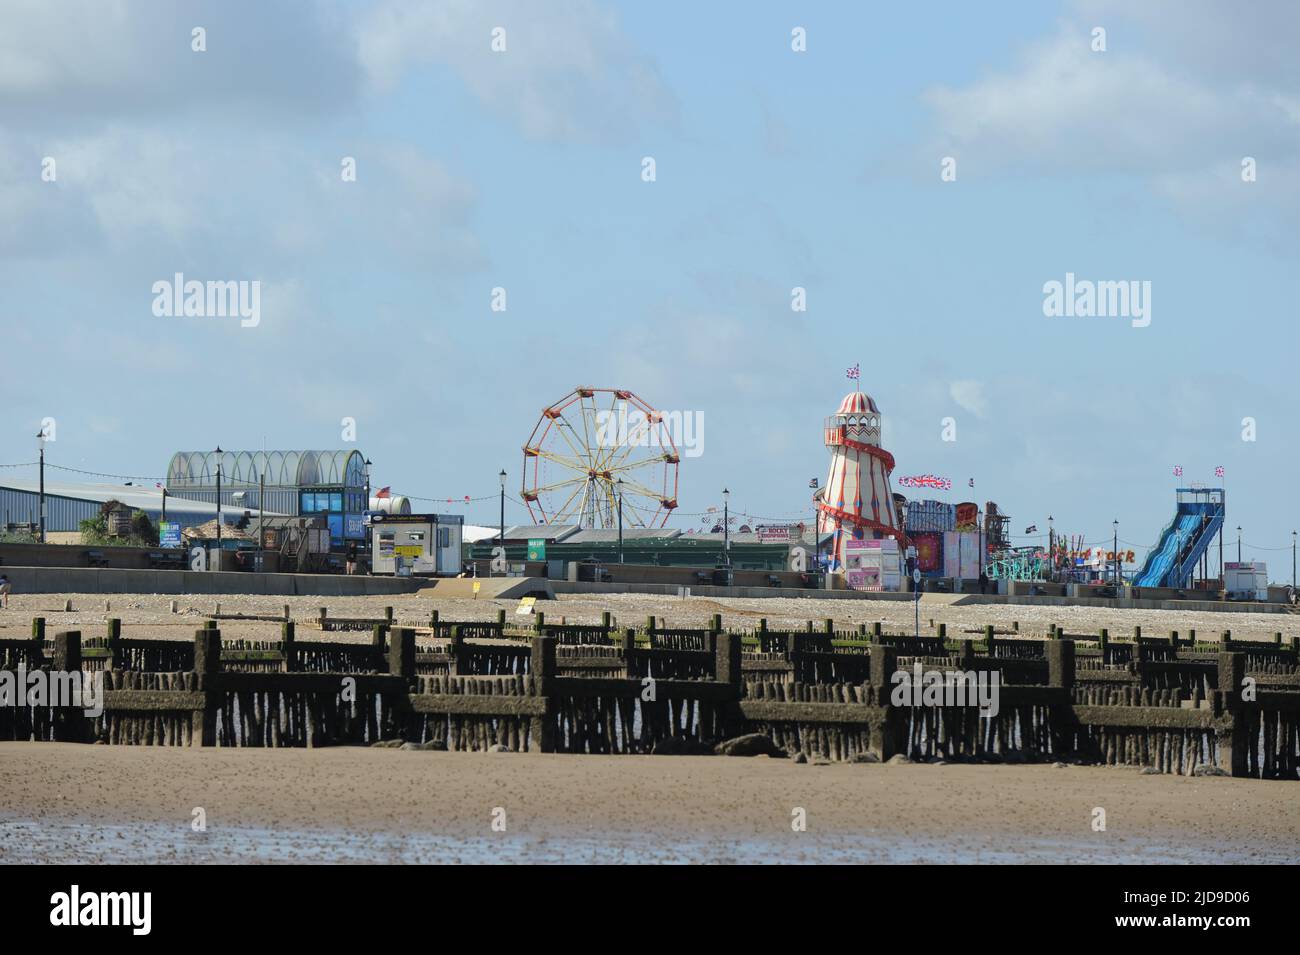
[521,387,680,528]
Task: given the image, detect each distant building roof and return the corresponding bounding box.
[166,450,367,489]
[0,479,285,519]
[565,528,683,544]
[501,524,580,542]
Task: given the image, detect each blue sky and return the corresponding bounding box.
[1,0,1297,563]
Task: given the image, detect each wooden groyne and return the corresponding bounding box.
[1,614,1297,779]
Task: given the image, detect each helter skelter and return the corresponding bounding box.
[815,390,906,570]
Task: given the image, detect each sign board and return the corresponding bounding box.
[394,545,422,558]
[756,525,795,542]
[527,539,546,561]
[159,521,181,548]
[472,580,481,596]
[515,596,537,616]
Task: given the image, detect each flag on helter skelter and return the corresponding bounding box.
[846,363,860,381]
[1215,466,1225,478]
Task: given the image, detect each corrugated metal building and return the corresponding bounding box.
[0,479,281,533]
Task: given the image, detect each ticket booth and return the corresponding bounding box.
[368,513,464,576]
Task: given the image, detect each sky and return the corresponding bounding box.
[1,0,1298,566]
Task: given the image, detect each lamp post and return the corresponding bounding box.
[214,446,223,560]
[1112,520,1119,587]
[810,477,820,573]
[722,488,731,568]
[900,500,911,593]
[1292,530,1296,592]
[616,478,625,564]
[1236,525,1242,564]
[35,427,47,543]
[1047,515,1054,580]
[498,470,507,560]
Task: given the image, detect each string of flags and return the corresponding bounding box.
[898,474,953,491]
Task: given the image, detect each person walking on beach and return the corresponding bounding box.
[345,541,358,576]
[0,575,11,609]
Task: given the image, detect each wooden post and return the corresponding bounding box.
[529,636,557,753]
[711,613,723,633]
[601,611,612,629]
[384,606,394,625]
[497,609,507,626]
[107,618,122,670]
[983,624,994,652]
[31,616,46,641]
[714,632,742,687]
[1099,628,1109,663]
[388,627,416,683]
[1215,652,1248,777]
[51,631,85,743]
[1047,639,1075,689]
[534,611,545,633]
[448,626,464,675]
[937,622,947,640]
[282,620,297,672]
[872,621,883,639]
[869,644,898,762]
[823,617,834,635]
[193,628,221,746]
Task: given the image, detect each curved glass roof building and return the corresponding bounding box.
[166,449,369,544]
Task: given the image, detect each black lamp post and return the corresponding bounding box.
[1236,525,1242,563]
[1292,530,1296,591]
[810,477,820,572]
[1112,520,1119,586]
[498,470,507,555]
[214,446,223,558]
[722,488,731,568]
[36,428,47,543]
[616,478,625,564]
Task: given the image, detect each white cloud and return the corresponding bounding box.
[949,380,988,418]
[357,0,678,143]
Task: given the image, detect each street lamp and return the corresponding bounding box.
[35,427,47,543]
[1236,525,1242,564]
[616,478,625,564]
[498,470,507,569]
[900,500,911,592]
[1292,530,1296,592]
[1112,520,1119,586]
[214,446,223,559]
[722,488,731,568]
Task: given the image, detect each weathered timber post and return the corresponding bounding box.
[1099,628,1109,663]
[983,624,994,652]
[384,606,394,626]
[529,635,556,752]
[715,631,743,738]
[937,622,947,640]
[106,617,122,669]
[534,611,545,633]
[193,628,221,746]
[823,618,834,635]
[1046,639,1076,758]
[871,621,883,640]
[869,644,899,762]
[621,628,636,678]
[1215,652,1248,777]
[957,639,975,671]
[602,611,612,629]
[51,631,86,742]
[388,627,416,684]
[497,609,507,626]
[282,620,297,672]
[32,616,46,641]
[711,613,723,633]
[447,626,465,675]
[429,608,439,627]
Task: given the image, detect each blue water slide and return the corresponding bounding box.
[1134,515,1190,587]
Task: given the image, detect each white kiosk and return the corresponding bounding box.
[369,512,464,576]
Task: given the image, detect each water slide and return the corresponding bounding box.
[1133,489,1224,588]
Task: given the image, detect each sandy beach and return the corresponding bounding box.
[0,590,1294,645]
[2,744,1296,863]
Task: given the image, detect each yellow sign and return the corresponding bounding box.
[515,596,537,615]
[472,581,481,598]
[395,545,422,558]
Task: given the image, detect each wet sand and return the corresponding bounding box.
[1,744,1296,863]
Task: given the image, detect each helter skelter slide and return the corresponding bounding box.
[1132,488,1225,588]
